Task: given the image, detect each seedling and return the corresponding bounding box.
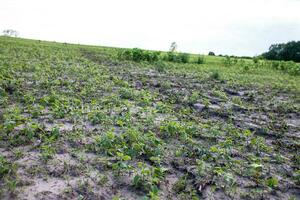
[265,177,279,189]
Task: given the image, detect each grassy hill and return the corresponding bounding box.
[0,36,299,199]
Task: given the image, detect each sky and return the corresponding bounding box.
[0,0,300,56]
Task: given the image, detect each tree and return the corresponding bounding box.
[169,42,177,52]
[2,29,19,37]
[208,51,215,56]
[262,41,300,62]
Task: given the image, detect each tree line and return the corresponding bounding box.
[262,41,300,62]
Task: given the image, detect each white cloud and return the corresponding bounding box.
[0,0,299,55]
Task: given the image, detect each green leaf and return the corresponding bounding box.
[122,155,131,161]
[133,175,141,186]
[266,177,279,188]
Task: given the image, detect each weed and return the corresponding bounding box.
[212,89,228,100]
[112,152,132,175]
[88,111,111,125]
[0,155,18,195]
[133,162,165,196]
[265,177,279,188]
[154,61,167,72]
[209,71,220,80]
[40,144,56,161]
[119,87,136,100]
[188,92,199,104]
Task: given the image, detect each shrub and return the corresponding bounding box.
[154,61,167,73]
[253,57,259,64]
[120,49,133,60]
[145,51,161,62]
[178,53,189,63]
[131,48,144,62]
[165,52,190,63]
[269,60,300,75]
[209,71,220,80]
[223,56,238,67]
[118,48,160,63]
[208,51,215,56]
[196,56,205,64]
[166,52,177,62]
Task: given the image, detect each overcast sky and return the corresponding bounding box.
[1,0,300,56]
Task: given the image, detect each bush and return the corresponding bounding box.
[253,57,259,64]
[132,48,145,62]
[166,52,177,62]
[269,61,300,75]
[209,71,220,80]
[154,61,167,73]
[119,48,193,64]
[208,51,215,56]
[165,52,190,63]
[118,48,161,63]
[144,51,161,62]
[179,53,189,63]
[222,56,238,67]
[196,56,205,64]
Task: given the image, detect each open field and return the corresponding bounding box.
[0,36,299,199]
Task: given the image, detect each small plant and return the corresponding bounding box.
[119,87,135,99]
[161,81,171,90]
[0,155,18,194]
[94,131,117,155]
[212,89,228,100]
[112,152,132,175]
[0,155,11,178]
[6,179,18,192]
[209,71,220,80]
[88,111,110,125]
[294,170,300,185]
[23,93,36,105]
[133,162,165,196]
[12,149,24,159]
[160,121,184,138]
[232,96,243,105]
[155,102,171,113]
[97,174,109,186]
[30,105,44,118]
[265,177,279,188]
[188,92,199,105]
[40,144,56,161]
[247,163,263,179]
[250,136,271,155]
[173,176,187,193]
[154,61,166,73]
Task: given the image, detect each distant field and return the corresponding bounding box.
[0,36,299,199]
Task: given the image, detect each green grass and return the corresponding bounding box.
[0,36,299,199]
